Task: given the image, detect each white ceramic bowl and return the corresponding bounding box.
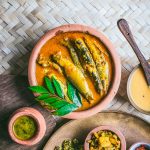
[127,65,150,115]
[129,142,150,150]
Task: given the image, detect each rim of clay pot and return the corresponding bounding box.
[8,107,46,146]
[129,142,150,150]
[84,125,126,150]
[28,24,121,119]
[127,65,150,115]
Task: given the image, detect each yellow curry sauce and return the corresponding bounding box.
[130,67,150,112]
[36,32,113,111]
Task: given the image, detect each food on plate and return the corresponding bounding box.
[35,31,112,112]
[74,38,103,94]
[52,52,93,101]
[13,115,37,140]
[88,130,121,150]
[129,66,150,112]
[84,37,109,93]
[54,138,83,150]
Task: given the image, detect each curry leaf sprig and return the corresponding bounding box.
[28,76,82,116]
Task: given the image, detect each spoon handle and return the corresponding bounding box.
[117,19,150,86]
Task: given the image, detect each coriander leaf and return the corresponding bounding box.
[67,82,81,107]
[36,94,50,100]
[53,103,78,116]
[28,86,49,94]
[44,77,55,94]
[52,76,64,98]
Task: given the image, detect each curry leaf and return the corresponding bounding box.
[42,97,60,104]
[28,86,49,94]
[44,77,55,94]
[67,82,74,101]
[76,90,82,105]
[52,103,78,116]
[52,76,64,98]
[48,100,69,109]
[67,82,81,107]
[36,94,50,100]
[28,76,83,117]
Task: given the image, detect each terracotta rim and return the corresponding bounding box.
[28,24,121,119]
[127,65,150,115]
[129,142,150,150]
[84,125,126,150]
[8,107,46,146]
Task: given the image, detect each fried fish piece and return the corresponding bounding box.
[61,38,84,74]
[52,52,93,101]
[74,38,103,94]
[84,38,109,93]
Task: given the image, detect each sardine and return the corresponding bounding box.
[74,38,103,94]
[52,52,93,101]
[94,41,109,57]
[84,38,109,93]
[61,38,84,73]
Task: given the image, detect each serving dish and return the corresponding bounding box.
[8,107,46,146]
[28,24,121,119]
[84,125,126,150]
[129,142,150,150]
[43,112,150,149]
[127,64,150,115]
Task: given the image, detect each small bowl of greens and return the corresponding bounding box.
[54,138,83,150]
[8,107,46,146]
[84,125,126,150]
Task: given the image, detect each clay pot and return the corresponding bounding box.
[28,24,121,119]
[8,107,46,146]
[84,125,126,150]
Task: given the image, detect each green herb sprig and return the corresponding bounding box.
[28,76,82,116]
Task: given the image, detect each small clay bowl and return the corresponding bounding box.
[84,125,126,150]
[127,65,150,115]
[8,107,46,146]
[129,142,150,150]
[28,24,121,119]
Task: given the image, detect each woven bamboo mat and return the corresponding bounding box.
[0,0,150,121]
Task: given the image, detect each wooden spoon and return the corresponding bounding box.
[117,19,150,86]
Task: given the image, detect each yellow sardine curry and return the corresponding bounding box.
[36,32,113,111]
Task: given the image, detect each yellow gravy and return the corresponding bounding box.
[36,32,113,111]
[130,67,150,112]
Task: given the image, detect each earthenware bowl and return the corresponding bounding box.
[129,142,150,150]
[8,107,46,146]
[127,65,150,115]
[84,125,126,150]
[28,24,121,119]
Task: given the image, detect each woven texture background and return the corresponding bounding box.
[0,0,150,121]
